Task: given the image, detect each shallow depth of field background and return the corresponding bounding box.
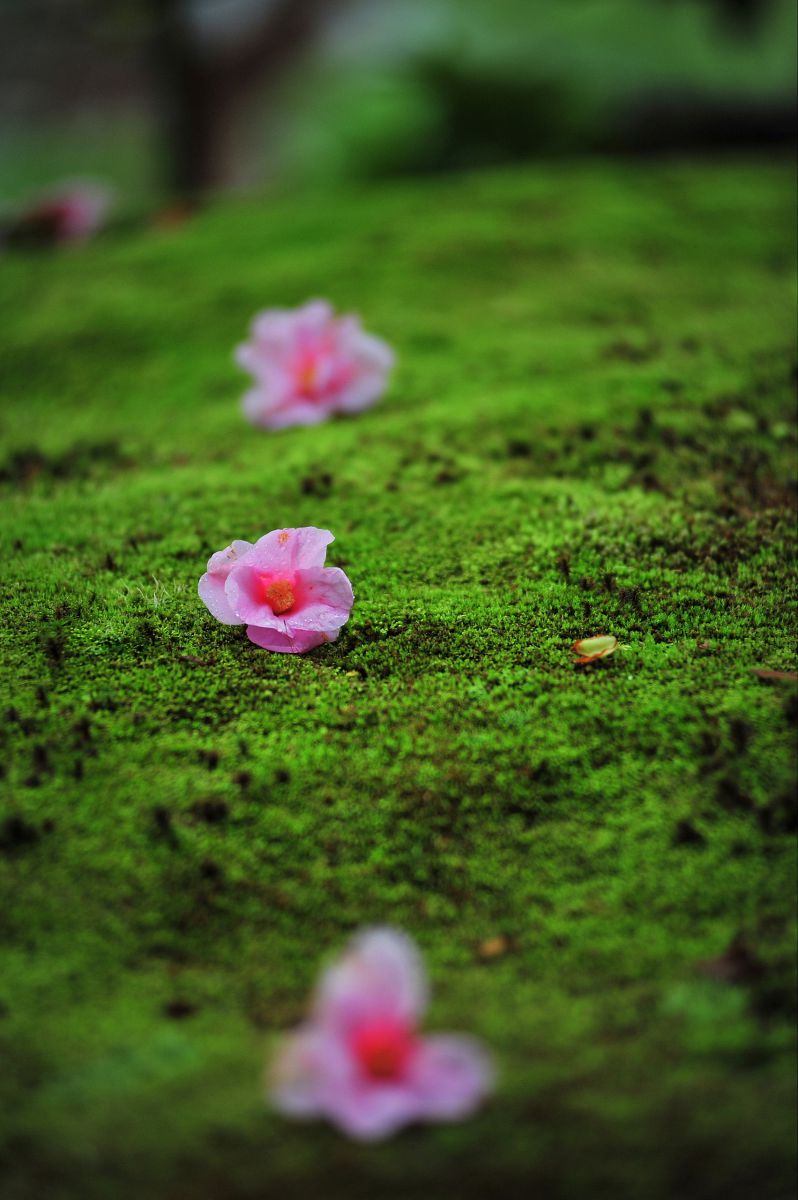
[1,3,796,1199]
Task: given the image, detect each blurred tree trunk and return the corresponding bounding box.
[148,0,344,201]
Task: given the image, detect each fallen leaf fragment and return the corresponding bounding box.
[477,935,510,963]
[572,634,619,665]
[153,200,196,229]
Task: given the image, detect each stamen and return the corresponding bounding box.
[351,1018,417,1081]
[297,362,318,393]
[264,579,295,614]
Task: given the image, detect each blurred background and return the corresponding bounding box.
[0,0,796,215]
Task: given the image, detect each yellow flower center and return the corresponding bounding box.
[297,362,318,393]
[263,579,295,615]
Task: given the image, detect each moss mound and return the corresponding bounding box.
[0,159,796,1200]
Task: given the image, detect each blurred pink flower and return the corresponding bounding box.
[235,299,394,430]
[19,181,112,245]
[270,928,494,1141]
[198,526,353,654]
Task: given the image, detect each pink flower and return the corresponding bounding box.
[270,928,494,1141]
[235,299,394,430]
[15,181,112,245]
[198,527,353,654]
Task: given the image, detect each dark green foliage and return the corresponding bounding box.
[0,160,796,1199]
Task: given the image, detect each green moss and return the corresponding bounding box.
[0,160,796,1200]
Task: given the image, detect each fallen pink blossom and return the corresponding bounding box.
[235,299,394,429]
[270,927,494,1141]
[11,181,112,246]
[198,527,353,654]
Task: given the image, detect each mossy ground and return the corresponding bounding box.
[1,159,796,1200]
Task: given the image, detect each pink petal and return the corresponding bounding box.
[323,1080,421,1142]
[409,1035,494,1120]
[198,572,242,625]
[238,358,293,396]
[293,298,334,334]
[290,528,337,569]
[245,527,334,574]
[334,373,391,415]
[251,308,296,347]
[206,539,254,577]
[334,332,393,414]
[287,567,354,635]
[271,1026,354,1118]
[246,625,332,654]
[315,927,428,1034]
[241,387,276,428]
[235,346,270,378]
[353,330,396,373]
[252,399,336,431]
[198,539,252,625]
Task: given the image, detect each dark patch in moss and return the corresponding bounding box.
[127,531,163,551]
[191,798,229,824]
[634,406,654,436]
[163,999,197,1019]
[73,716,92,744]
[698,935,765,985]
[0,814,41,853]
[31,744,52,777]
[0,440,131,488]
[715,776,754,814]
[729,718,753,753]
[672,819,706,847]
[42,631,65,667]
[617,586,643,616]
[434,466,461,485]
[756,790,798,835]
[300,471,334,497]
[151,806,178,847]
[603,339,661,363]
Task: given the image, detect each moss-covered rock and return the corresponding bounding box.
[0,160,795,1200]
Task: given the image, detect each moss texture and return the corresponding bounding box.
[0,159,796,1200]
